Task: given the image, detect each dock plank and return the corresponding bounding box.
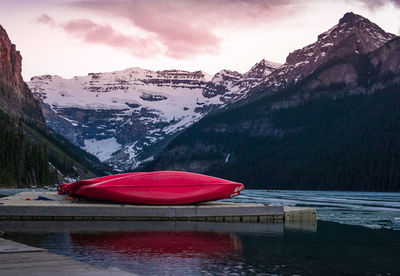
[0,192,316,223]
[0,239,136,276]
[0,238,45,253]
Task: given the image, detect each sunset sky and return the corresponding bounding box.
[0,0,399,80]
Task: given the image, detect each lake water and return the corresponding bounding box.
[2,190,400,275]
[227,190,400,231]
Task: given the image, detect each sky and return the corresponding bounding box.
[0,0,399,81]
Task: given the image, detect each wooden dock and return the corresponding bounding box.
[0,191,316,222]
[0,238,136,276]
[0,192,317,275]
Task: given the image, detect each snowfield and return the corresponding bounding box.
[28,63,280,170]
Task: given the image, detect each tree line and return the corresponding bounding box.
[0,112,53,186]
[150,84,400,191]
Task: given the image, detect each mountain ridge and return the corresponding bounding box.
[27,12,398,172]
[146,29,400,191]
[28,59,282,170]
[260,12,396,92]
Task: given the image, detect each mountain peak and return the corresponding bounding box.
[244,59,281,79]
[317,12,396,45]
[261,12,397,90]
[257,59,281,69]
[339,12,364,24]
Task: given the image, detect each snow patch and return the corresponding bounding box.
[321,42,334,48]
[84,137,122,162]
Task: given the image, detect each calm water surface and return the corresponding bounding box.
[1,190,400,275]
[227,190,400,230]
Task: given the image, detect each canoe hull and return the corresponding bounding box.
[59,171,244,205]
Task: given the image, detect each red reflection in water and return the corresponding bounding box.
[70,231,242,258]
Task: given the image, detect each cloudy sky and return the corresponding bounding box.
[0,0,399,80]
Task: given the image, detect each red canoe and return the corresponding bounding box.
[58,171,244,205]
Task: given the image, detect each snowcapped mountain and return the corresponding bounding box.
[28,12,394,172]
[262,12,396,90]
[202,59,280,102]
[28,63,279,170]
[243,59,281,79]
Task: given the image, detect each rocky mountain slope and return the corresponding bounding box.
[146,16,400,191]
[260,12,396,91]
[28,60,280,171]
[0,25,44,126]
[0,25,108,186]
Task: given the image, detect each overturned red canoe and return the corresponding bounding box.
[57,172,143,196]
[58,171,244,205]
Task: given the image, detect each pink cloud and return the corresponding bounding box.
[37,0,400,60]
[37,15,160,58]
[356,0,400,9]
[66,0,299,59]
[36,13,56,27]
[62,19,159,58]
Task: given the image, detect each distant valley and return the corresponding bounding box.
[28,60,280,171]
[1,12,399,190]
